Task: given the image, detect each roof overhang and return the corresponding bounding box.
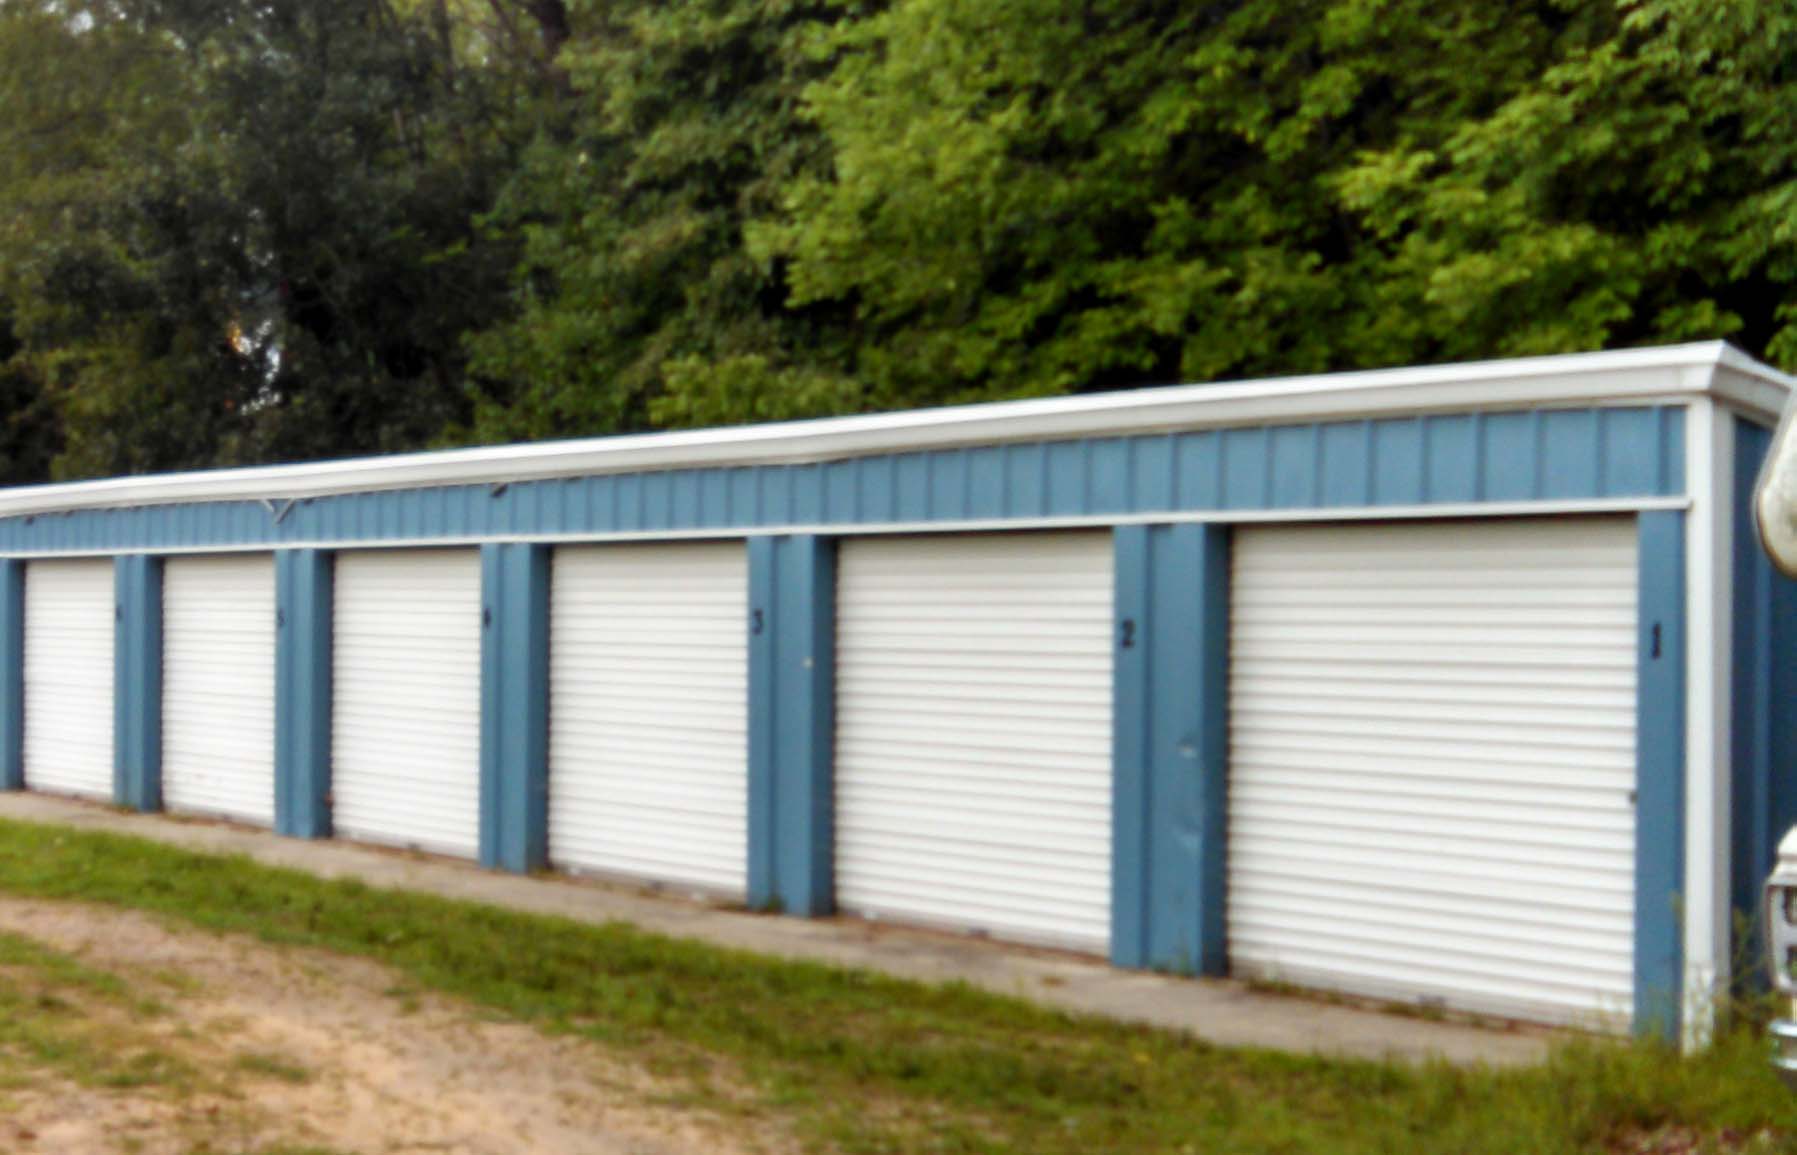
[1,341,1789,518]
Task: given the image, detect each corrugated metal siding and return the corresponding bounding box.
[23,559,114,799]
[1228,518,1638,1025]
[332,550,481,858]
[162,555,276,825]
[1729,417,1797,936]
[0,407,1682,554]
[834,532,1114,952]
[548,542,749,894]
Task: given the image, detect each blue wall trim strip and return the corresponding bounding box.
[1728,418,1797,962]
[274,549,334,838]
[273,553,334,840]
[113,554,163,812]
[1111,529,1151,965]
[0,407,1684,556]
[1111,524,1231,974]
[1635,510,1687,1039]
[747,539,774,907]
[747,535,836,916]
[0,560,21,791]
[479,543,550,873]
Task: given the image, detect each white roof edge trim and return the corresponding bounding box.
[1,341,1788,517]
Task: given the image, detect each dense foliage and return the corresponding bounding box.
[0,0,1793,480]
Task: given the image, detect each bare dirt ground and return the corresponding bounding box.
[0,896,793,1155]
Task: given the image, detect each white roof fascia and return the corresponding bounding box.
[0,341,1788,518]
[1709,358,1796,429]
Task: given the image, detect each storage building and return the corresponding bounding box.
[0,342,1791,1040]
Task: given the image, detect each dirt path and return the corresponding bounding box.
[0,896,792,1155]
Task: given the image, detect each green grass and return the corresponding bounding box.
[229,1051,313,1085]
[0,925,191,1092]
[0,818,1791,1154]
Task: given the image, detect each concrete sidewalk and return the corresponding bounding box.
[0,792,1553,1067]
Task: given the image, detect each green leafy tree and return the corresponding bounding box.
[0,300,61,484]
[752,0,1597,408]
[194,0,523,464]
[753,0,1797,408]
[0,0,541,478]
[1335,0,1797,363]
[8,0,1797,476]
[461,0,863,443]
[0,0,220,477]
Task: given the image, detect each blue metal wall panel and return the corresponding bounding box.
[1429,414,1480,502]
[1372,419,1425,504]
[113,554,163,813]
[964,447,1001,517]
[823,461,855,523]
[759,466,790,525]
[1662,408,1686,493]
[929,451,965,518]
[1111,524,1229,975]
[1542,409,1600,498]
[1090,439,1130,512]
[0,406,1685,556]
[1043,442,1083,514]
[1636,510,1687,1039]
[1222,427,1270,509]
[1729,418,1797,964]
[1319,422,1371,506]
[274,549,334,838]
[746,535,836,915]
[1129,436,1173,511]
[673,471,701,527]
[1269,426,1316,508]
[479,543,550,873]
[1174,431,1221,509]
[0,560,21,790]
[1481,412,1534,501]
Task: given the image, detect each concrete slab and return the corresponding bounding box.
[0,791,1554,1067]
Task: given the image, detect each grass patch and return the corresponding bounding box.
[0,817,1791,1153]
[230,1051,312,1085]
[0,926,191,1092]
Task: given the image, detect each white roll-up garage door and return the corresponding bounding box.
[1228,517,1638,1025]
[332,550,481,858]
[162,555,276,825]
[548,542,748,895]
[835,532,1114,952]
[23,559,115,800]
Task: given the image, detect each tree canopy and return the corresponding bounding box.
[0,0,1792,481]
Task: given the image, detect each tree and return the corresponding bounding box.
[751,0,1602,409]
[0,0,224,478]
[460,0,864,443]
[0,300,61,485]
[7,0,1797,478]
[754,0,1797,408]
[1334,0,1797,363]
[0,0,534,477]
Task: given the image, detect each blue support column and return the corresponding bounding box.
[747,535,836,915]
[275,549,334,838]
[1636,510,1687,1039]
[480,543,550,873]
[0,560,21,791]
[1111,524,1231,974]
[113,554,163,812]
